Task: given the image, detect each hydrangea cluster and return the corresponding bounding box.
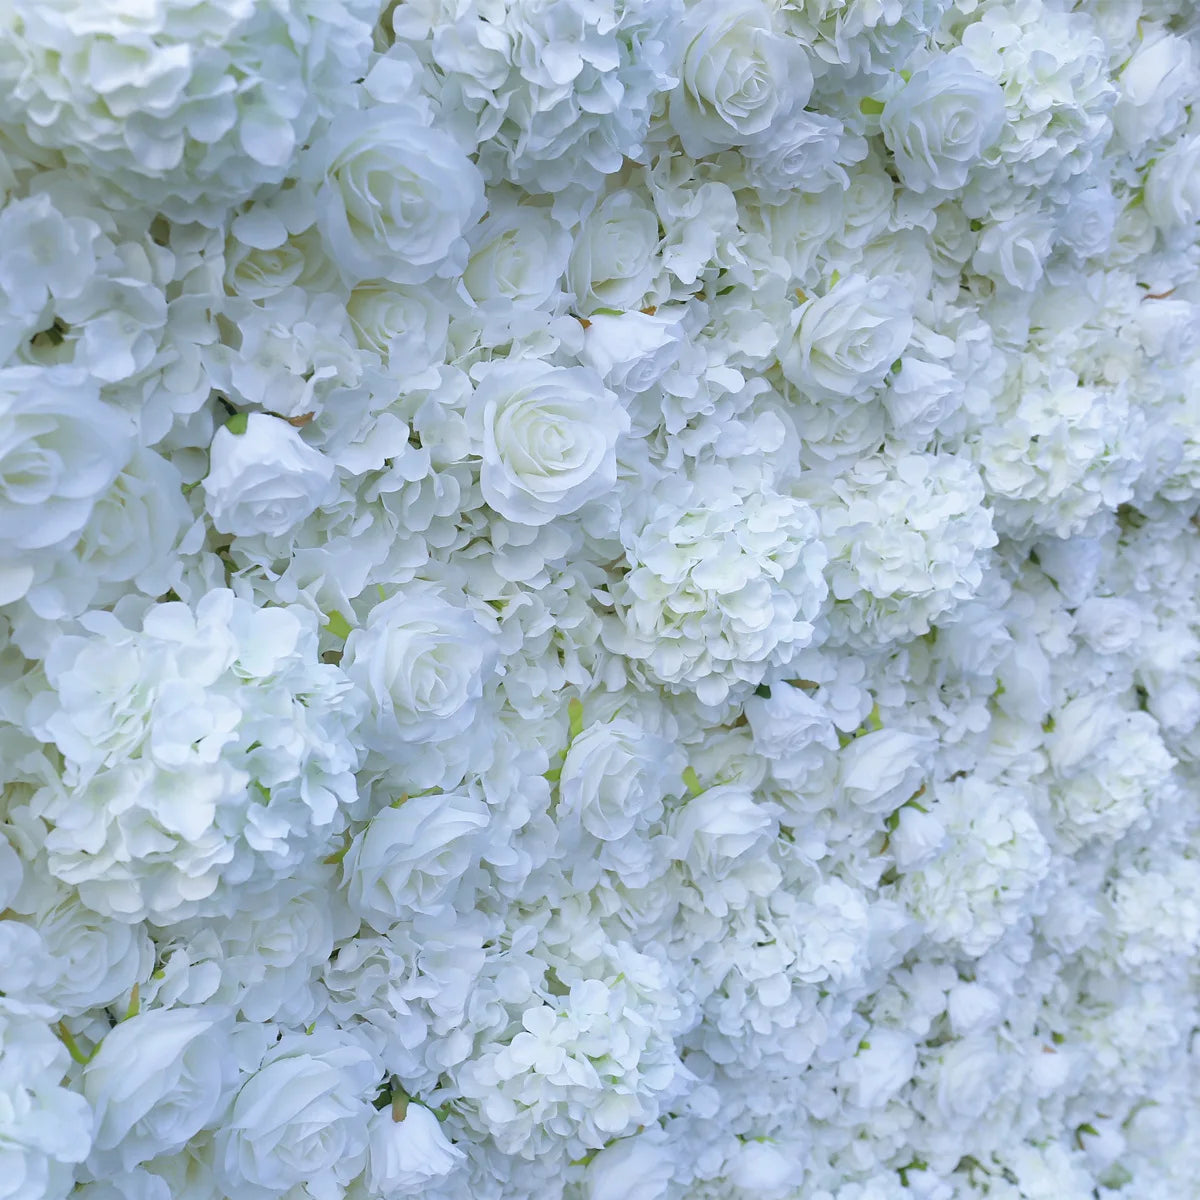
[2,1,1200,1198]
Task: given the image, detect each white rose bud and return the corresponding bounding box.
[202,413,336,539]
[838,728,934,815]
[344,792,490,929]
[84,1007,235,1173]
[973,210,1055,292]
[580,311,684,395]
[781,275,913,400]
[884,354,962,441]
[343,591,498,752]
[670,0,812,157]
[744,684,838,764]
[463,203,571,314]
[368,1103,465,1194]
[932,1036,1004,1127]
[468,359,629,526]
[881,54,1005,194]
[839,1027,917,1110]
[307,106,485,287]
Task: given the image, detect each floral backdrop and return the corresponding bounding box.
[1,1,1199,1198]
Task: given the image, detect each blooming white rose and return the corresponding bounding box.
[467,359,629,526]
[84,1007,234,1174]
[1072,596,1142,655]
[344,791,490,929]
[202,413,337,539]
[839,1028,918,1111]
[307,106,485,286]
[837,728,934,816]
[929,1035,1005,1128]
[1113,28,1194,148]
[1144,133,1200,231]
[669,0,812,157]
[973,209,1056,291]
[568,189,661,316]
[345,281,451,376]
[580,310,684,395]
[558,719,684,843]
[670,784,776,875]
[462,201,571,315]
[881,54,1006,194]
[367,1103,464,1194]
[0,367,131,600]
[744,684,838,765]
[946,982,1003,1037]
[780,275,913,401]
[213,1030,377,1200]
[342,591,498,752]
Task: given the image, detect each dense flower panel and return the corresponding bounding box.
[0,1,1199,1198]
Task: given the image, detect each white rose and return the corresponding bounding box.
[558,719,684,843]
[462,202,571,314]
[1144,134,1200,231]
[586,1131,675,1200]
[0,367,131,596]
[213,1030,377,1200]
[931,1036,1004,1128]
[973,209,1055,291]
[881,54,1005,194]
[1113,29,1194,148]
[1072,596,1142,655]
[580,310,684,395]
[744,684,838,764]
[726,1141,799,1194]
[884,354,962,441]
[344,792,490,929]
[670,784,776,875]
[346,282,450,375]
[890,805,946,872]
[468,359,629,526]
[839,1028,917,1110]
[837,729,934,816]
[780,275,913,401]
[84,1007,234,1174]
[568,189,661,315]
[202,413,336,539]
[1058,185,1118,259]
[367,1103,465,1194]
[343,591,498,751]
[669,0,812,157]
[946,982,1003,1036]
[307,106,485,286]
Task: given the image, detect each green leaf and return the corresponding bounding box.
[591,307,624,317]
[567,697,585,740]
[225,412,249,435]
[324,610,352,640]
[859,96,886,115]
[682,766,703,797]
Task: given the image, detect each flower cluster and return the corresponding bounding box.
[1,0,1200,1198]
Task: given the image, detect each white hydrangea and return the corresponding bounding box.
[817,451,997,646]
[605,461,828,705]
[24,590,361,922]
[0,0,378,223]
